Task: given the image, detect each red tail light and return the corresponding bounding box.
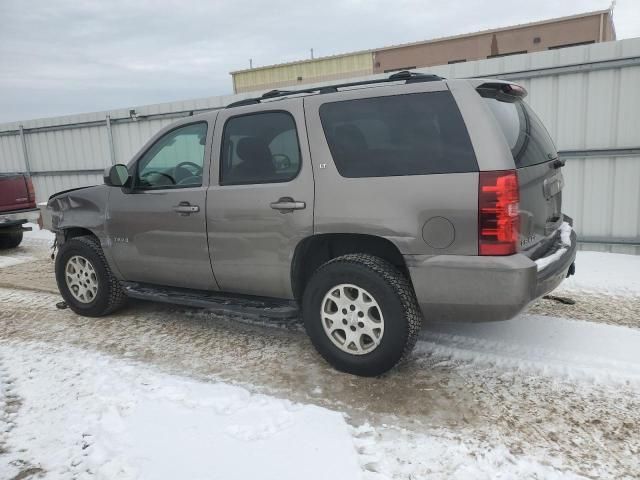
[25,176,36,207]
[478,170,519,255]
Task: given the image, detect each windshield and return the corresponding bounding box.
[484,98,558,168]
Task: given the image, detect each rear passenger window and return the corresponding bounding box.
[319,92,477,178]
[220,112,301,185]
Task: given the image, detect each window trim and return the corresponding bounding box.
[548,40,595,50]
[133,121,209,191]
[218,110,303,186]
[487,50,527,59]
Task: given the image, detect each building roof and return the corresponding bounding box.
[230,7,613,75]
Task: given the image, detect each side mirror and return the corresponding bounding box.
[104,164,131,187]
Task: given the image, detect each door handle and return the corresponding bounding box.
[270,197,306,213]
[173,202,200,215]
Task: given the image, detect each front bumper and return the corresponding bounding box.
[405,226,578,323]
[0,208,40,229]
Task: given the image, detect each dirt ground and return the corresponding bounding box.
[1,241,640,478]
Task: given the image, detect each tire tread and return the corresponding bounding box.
[57,235,126,316]
[307,253,422,368]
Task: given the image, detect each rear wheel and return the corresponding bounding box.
[302,254,422,376]
[55,236,126,317]
[0,228,23,249]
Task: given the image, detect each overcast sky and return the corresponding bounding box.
[0,0,638,123]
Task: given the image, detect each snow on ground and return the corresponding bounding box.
[352,425,587,480]
[0,224,51,269]
[0,342,362,480]
[0,255,35,269]
[558,250,640,297]
[0,341,600,480]
[419,314,640,384]
[23,222,55,244]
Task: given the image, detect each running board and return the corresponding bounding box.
[121,282,299,319]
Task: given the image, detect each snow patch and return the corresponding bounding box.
[23,222,55,244]
[558,251,640,297]
[0,255,35,269]
[0,342,362,480]
[353,424,586,480]
[419,314,640,385]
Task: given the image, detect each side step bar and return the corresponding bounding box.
[121,282,299,319]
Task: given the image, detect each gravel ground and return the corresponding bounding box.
[1,240,639,478]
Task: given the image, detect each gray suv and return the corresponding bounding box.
[46,72,576,376]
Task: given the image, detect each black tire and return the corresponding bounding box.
[0,229,23,249]
[55,236,126,317]
[302,254,422,377]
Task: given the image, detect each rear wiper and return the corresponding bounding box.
[550,154,565,169]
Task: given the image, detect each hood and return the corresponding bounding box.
[48,185,97,202]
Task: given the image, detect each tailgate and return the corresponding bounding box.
[518,159,564,252]
[0,174,35,213]
[482,95,564,254]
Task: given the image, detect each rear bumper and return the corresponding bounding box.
[0,208,39,229]
[405,226,577,323]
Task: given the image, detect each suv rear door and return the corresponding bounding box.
[482,93,564,252]
[206,99,314,299]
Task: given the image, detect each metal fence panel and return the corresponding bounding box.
[111,117,175,165]
[0,134,25,173]
[31,173,104,202]
[24,124,111,172]
[0,38,639,244]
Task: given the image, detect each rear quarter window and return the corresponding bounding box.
[483,98,558,169]
[319,92,478,178]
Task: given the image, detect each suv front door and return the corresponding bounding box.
[207,100,314,298]
[106,119,218,290]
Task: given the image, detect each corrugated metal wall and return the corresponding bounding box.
[1,38,639,249]
[418,39,640,250]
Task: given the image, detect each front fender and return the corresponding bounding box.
[48,185,108,238]
[48,185,123,279]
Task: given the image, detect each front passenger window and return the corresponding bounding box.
[136,122,208,189]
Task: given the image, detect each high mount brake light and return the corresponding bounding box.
[476,82,527,102]
[478,170,520,255]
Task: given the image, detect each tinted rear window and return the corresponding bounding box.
[484,98,558,168]
[319,92,478,178]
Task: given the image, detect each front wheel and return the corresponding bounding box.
[302,254,422,377]
[55,236,126,317]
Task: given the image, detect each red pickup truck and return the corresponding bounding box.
[0,173,39,249]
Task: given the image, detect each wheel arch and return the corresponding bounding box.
[290,233,410,302]
[61,227,98,242]
[56,227,102,251]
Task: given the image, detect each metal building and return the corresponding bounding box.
[232,52,373,95]
[0,37,639,251]
[230,7,615,93]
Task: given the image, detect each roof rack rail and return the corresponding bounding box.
[225,70,443,108]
